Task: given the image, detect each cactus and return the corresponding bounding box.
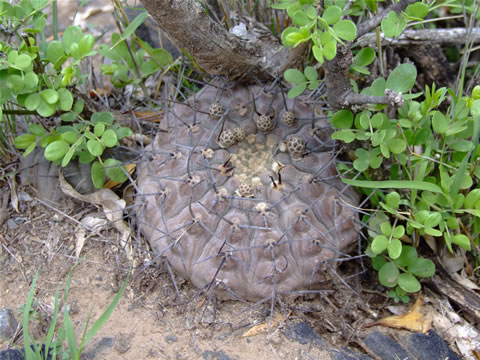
[136,82,360,301]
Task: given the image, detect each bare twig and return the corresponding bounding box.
[356,0,417,37]
[356,27,480,48]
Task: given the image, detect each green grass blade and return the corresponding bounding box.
[63,273,78,356]
[341,179,443,193]
[23,271,38,360]
[43,287,60,358]
[83,273,129,345]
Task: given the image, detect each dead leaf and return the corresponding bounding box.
[364,294,432,333]
[241,313,287,338]
[432,304,480,360]
[451,273,480,291]
[75,216,108,257]
[130,111,164,123]
[7,176,18,213]
[104,163,136,189]
[59,172,132,258]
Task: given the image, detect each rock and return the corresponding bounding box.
[113,333,131,354]
[0,309,19,340]
[284,322,327,347]
[202,350,232,360]
[165,335,178,344]
[363,331,411,360]
[403,330,462,360]
[0,345,52,360]
[81,337,114,359]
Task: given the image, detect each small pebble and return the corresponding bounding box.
[113,333,131,354]
[0,309,19,340]
[165,335,177,344]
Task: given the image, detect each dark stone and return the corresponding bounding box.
[165,335,177,344]
[113,333,131,354]
[202,350,232,360]
[0,309,19,340]
[0,345,52,360]
[284,322,327,347]
[0,349,23,360]
[81,337,114,359]
[363,331,412,360]
[329,348,373,360]
[404,330,462,360]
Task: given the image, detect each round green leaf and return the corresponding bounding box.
[304,66,318,81]
[332,20,357,41]
[392,225,405,239]
[331,129,355,143]
[292,10,310,26]
[388,238,402,259]
[94,123,105,137]
[102,129,118,148]
[104,158,127,183]
[14,134,36,149]
[353,47,375,67]
[323,39,337,60]
[424,212,442,228]
[378,262,399,288]
[380,221,392,236]
[312,45,324,64]
[62,25,83,53]
[287,83,307,98]
[116,127,133,139]
[353,148,369,171]
[322,6,342,25]
[57,88,73,111]
[371,255,387,271]
[424,227,442,236]
[473,85,480,100]
[40,89,59,104]
[44,140,69,161]
[432,111,448,134]
[8,74,24,93]
[331,109,353,129]
[79,151,95,164]
[25,93,41,111]
[405,2,429,19]
[385,191,400,210]
[387,138,406,154]
[37,99,56,117]
[450,140,473,152]
[465,189,480,209]
[87,139,104,156]
[91,160,105,189]
[23,72,38,90]
[451,234,471,251]
[15,54,31,69]
[284,69,306,84]
[397,273,421,293]
[408,258,435,278]
[79,34,95,54]
[371,235,388,254]
[29,124,46,137]
[394,245,417,267]
[386,63,417,93]
[61,131,78,145]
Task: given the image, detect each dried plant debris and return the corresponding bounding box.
[135,82,360,301]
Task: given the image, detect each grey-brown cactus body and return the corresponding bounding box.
[136,83,360,301]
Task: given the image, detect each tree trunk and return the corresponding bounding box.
[140,0,306,81]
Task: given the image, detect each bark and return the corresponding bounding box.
[356,28,480,48]
[140,0,306,81]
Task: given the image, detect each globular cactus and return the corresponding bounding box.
[136,83,360,301]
